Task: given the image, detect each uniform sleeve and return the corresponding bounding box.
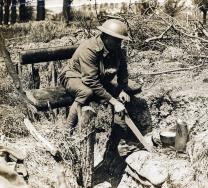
[79,47,112,102]
[117,49,129,90]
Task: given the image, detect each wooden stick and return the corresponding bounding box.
[24,118,62,160]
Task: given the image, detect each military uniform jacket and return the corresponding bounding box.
[60,34,129,102]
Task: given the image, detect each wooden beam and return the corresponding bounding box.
[19,44,79,65]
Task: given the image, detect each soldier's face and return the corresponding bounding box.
[104,35,122,51]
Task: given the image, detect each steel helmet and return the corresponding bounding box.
[97,19,131,41]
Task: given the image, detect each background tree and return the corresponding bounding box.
[164,0,185,17]
[4,0,11,25]
[63,0,73,24]
[0,0,3,25]
[138,0,158,15]
[81,3,87,12]
[193,0,208,24]
[109,2,114,13]
[99,3,106,18]
[11,0,17,24]
[19,0,26,22]
[37,0,45,21]
[24,3,34,21]
[104,2,108,13]
[120,2,128,13]
[115,3,119,10]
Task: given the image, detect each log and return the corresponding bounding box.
[174,119,188,152]
[25,87,74,111]
[19,44,79,65]
[79,106,96,188]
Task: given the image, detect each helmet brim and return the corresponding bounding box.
[97,26,132,41]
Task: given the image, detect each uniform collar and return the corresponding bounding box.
[95,34,110,57]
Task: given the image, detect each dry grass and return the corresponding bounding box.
[1,14,208,187]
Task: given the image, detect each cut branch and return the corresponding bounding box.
[140,61,205,75]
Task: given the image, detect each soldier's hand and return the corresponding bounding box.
[119,91,130,103]
[109,97,125,113]
[114,100,125,113]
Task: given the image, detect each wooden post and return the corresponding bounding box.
[31,64,40,89]
[51,62,58,116]
[174,119,188,152]
[79,106,96,188]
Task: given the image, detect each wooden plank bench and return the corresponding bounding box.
[19,44,143,112]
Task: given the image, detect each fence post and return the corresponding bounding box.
[79,106,96,188]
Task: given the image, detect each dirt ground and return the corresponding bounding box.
[1,19,208,187]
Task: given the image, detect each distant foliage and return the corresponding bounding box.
[120,2,128,13]
[24,5,34,22]
[137,0,159,15]
[193,0,208,24]
[164,0,185,17]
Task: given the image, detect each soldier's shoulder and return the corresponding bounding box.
[91,35,104,52]
[77,36,103,53]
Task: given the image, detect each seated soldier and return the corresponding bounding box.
[59,19,131,132]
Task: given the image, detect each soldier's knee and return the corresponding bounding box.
[85,88,93,98]
[78,88,93,105]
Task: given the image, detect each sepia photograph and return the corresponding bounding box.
[0,0,207,187]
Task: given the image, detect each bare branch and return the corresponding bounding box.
[145,25,173,43]
[140,61,205,75]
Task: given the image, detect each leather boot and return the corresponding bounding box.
[67,101,82,134]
